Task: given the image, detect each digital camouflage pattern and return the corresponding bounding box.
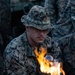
[4,32,62,75]
[21,5,53,30]
[0,0,11,75]
[0,0,11,34]
[0,0,12,47]
[44,0,75,40]
[44,1,75,74]
[57,33,75,75]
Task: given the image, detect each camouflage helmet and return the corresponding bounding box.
[21,5,53,30]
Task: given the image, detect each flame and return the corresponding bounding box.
[34,46,65,75]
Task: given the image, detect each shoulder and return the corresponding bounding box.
[4,33,27,53]
[6,36,22,48]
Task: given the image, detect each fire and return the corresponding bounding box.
[34,46,65,75]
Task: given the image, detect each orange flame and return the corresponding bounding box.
[34,46,65,75]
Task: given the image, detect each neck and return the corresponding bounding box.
[26,34,38,47]
[29,38,38,47]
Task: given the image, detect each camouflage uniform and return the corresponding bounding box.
[0,0,11,47]
[4,5,62,75]
[4,32,62,75]
[44,1,75,74]
[44,0,75,41]
[0,0,11,75]
[57,33,75,75]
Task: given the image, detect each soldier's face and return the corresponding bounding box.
[26,27,49,46]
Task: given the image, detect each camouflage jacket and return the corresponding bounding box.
[0,0,11,35]
[58,33,75,69]
[57,33,75,75]
[4,32,62,75]
[44,0,75,40]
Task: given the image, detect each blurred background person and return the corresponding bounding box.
[44,0,75,75]
[44,0,75,41]
[0,0,12,75]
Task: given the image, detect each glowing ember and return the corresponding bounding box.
[34,46,65,75]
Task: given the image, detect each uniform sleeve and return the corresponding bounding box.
[44,0,57,24]
[4,42,28,75]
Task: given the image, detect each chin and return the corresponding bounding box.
[37,41,44,43]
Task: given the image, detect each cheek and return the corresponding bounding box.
[30,30,38,37]
[29,29,39,38]
[29,31,35,36]
[31,33,38,38]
